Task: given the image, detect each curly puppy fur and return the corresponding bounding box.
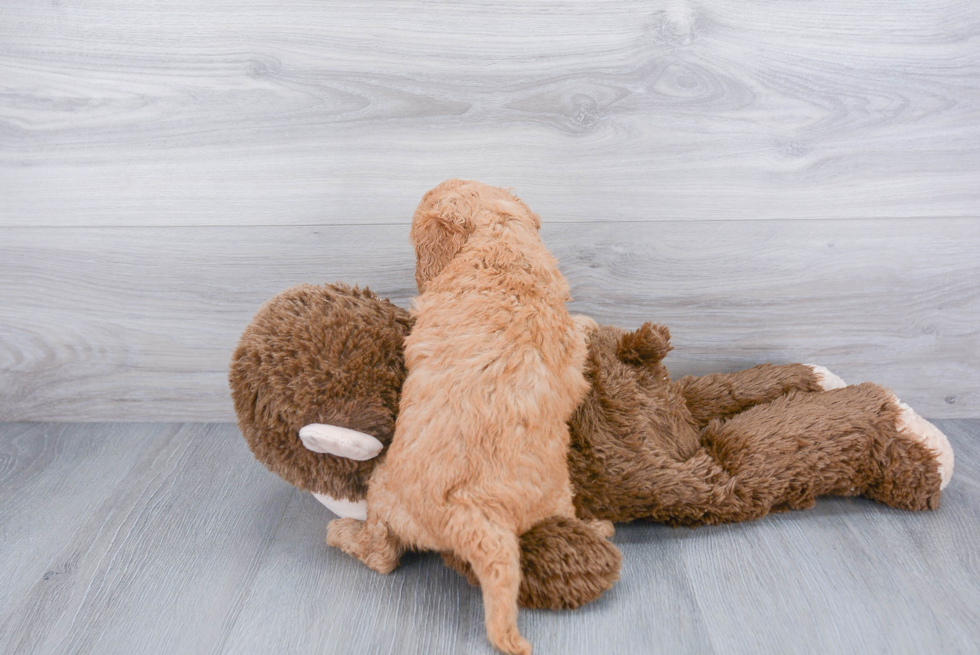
[325,180,596,655]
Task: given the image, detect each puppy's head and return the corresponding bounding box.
[411,179,541,292]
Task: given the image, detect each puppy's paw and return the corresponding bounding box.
[327,518,402,573]
[326,517,364,551]
[893,397,954,490]
[807,364,847,391]
[490,628,532,655]
[571,313,598,336]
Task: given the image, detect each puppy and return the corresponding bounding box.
[327,180,596,655]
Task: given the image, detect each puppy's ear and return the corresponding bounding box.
[411,184,476,292]
[496,191,541,231]
[617,323,672,366]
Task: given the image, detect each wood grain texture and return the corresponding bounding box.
[0,421,977,654]
[221,492,483,655]
[0,424,160,619]
[1,219,977,421]
[0,423,292,655]
[1,0,978,226]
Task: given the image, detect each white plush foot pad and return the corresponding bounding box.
[808,365,847,390]
[893,397,955,490]
[312,492,368,520]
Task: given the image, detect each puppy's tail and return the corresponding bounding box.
[445,508,530,655]
[443,515,621,610]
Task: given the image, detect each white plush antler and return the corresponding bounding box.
[298,424,384,461]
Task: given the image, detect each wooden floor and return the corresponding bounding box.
[1,422,978,654]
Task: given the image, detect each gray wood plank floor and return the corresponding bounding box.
[1,421,977,655]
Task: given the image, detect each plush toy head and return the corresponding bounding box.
[230,282,623,609]
[229,283,411,503]
[230,282,681,519]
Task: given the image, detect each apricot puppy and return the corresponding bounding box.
[327,180,593,655]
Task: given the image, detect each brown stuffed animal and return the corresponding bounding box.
[229,283,954,610]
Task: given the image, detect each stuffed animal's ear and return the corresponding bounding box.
[411,181,476,292]
[298,424,384,460]
[617,322,672,366]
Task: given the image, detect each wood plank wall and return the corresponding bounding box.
[1,0,978,420]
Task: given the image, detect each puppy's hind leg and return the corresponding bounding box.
[449,509,530,655]
[327,517,404,574]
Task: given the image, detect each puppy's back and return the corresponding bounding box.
[385,205,589,535]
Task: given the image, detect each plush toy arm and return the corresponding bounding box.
[677,363,825,426]
[298,424,384,460]
[617,322,672,366]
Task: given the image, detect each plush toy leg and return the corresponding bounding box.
[326,517,404,574]
[446,509,530,655]
[643,383,948,526]
[892,397,954,490]
[808,365,848,391]
[676,363,825,426]
[443,515,622,611]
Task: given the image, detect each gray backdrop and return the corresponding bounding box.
[2,0,978,420]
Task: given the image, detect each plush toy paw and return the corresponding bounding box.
[808,365,847,391]
[893,397,955,490]
[518,517,620,610]
[442,516,621,611]
[617,322,672,365]
[299,424,384,460]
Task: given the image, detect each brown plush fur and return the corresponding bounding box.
[325,181,596,655]
[231,283,947,613]
[229,283,412,502]
[230,180,948,622]
[441,516,622,611]
[568,322,942,525]
[231,282,621,611]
